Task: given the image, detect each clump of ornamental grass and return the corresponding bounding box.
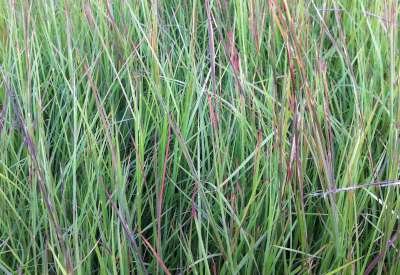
[0,0,399,274]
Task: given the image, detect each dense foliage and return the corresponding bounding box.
[0,0,399,274]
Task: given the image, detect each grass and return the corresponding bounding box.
[0,0,399,274]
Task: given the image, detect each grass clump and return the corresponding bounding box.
[0,0,399,274]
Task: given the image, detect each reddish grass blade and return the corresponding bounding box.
[139,233,171,275]
[83,1,95,27]
[205,0,219,130]
[106,190,148,274]
[365,226,400,275]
